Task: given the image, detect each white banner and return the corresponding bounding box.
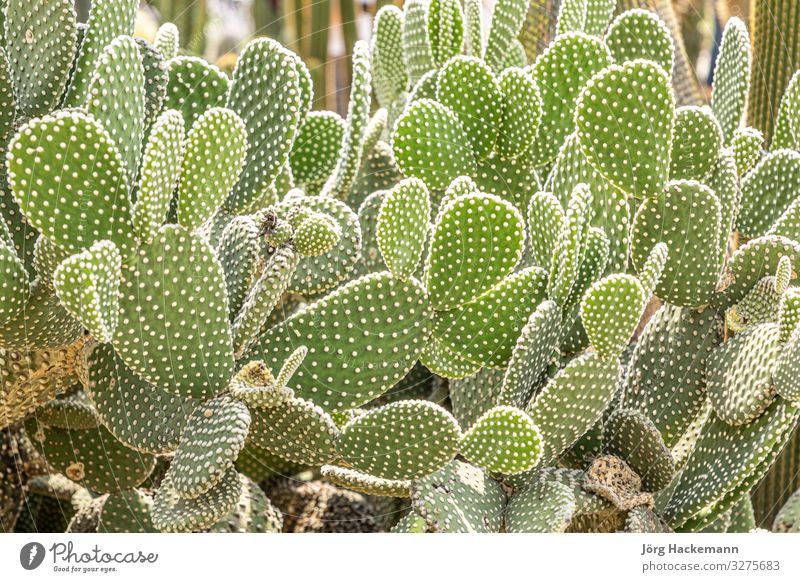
[1,533,799,581]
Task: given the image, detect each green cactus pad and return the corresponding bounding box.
[464,0,483,56]
[377,178,431,280]
[527,352,621,464]
[484,0,528,72]
[664,400,799,529]
[207,477,283,533]
[726,275,783,332]
[0,242,28,326]
[526,192,564,269]
[53,240,120,343]
[154,22,179,60]
[731,127,764,177]
[169,396,251,499]
[623,304,722,448]
[215,216,261,320]
[225,38,302,213]
[775,330,800,401]
[426,192,524,310]
[773,488,800,532]
[428,0,464,67]
[707,151,741,260]
[566,226,610,306]
[706,323,781,426]
[402,0,434,82]
[555,0,587,35]
[436,56,502,160]
[446,368,502,429]
[7,110,135,255]
[289,111,345,189]
[738,149,800,238]
[603,408,675,492]
[0,281,83,350]
[352,191,388,277]
[410,460,506,532]
[393,98,477,190]
[113,225,234,398]
[86,35,145,186]
[35,390,99,430]
[336,400,460,480]
[247,272,432,410]
[710,17,750,144]
[773,71,800,151]
[433,266,548,368]
[496,67,542,159]
[3,0,76,116]
[178,108,247,230]
[98,490,156,533]
[420,335,481,380]
[26,418,156,493]
[548,183,593,306]
[372,5,408,109]
[85,343,197,455]
[576,60,674,198]
[321,465,412,498]
[605,9,673,74]
[580,274,648,359]
[669,106,723,181]
[164,56,230,128]
[631,180,721,307]
[62,0,137,107]
[527,32,612,166]
[135,38,169,133]
[132,109,185,244]
[152,468,243,533]
[472,152,540,209]
[460,406,542,474]
[505,479,576,533]
[497,300,561,408]
[390,512,429,532]
[248,396,338,466]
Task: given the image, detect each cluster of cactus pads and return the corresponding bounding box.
[3,0,800,534]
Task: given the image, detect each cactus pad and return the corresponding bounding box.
[580,274,647,359]
[484,0,528,72]
[606,9,673,74]
[526,191,564,269]
[289,111,345,189]
[548,183,593,306]
[377,178,431,280]
[496,67,542,159]
[321,465,412,498]
[669,106,723,181]
[739,149,800,238]
[460,406,542,474]
[164,57,229,128]
[0,242,28,325]
[731,127,764,178]
[710,17,750,144]
[505,479,576,532]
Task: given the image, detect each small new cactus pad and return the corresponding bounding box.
[623,304,722,448]
[26,418,155,493]
[154,23,179,61]
[86,35,145,186]
[321,465,412,498]
[3,0,77,117]
[85,344,197,455]
[428,0,464,67]
[637,242,668,298]
[710,17,751,144]
[177,108,247,230]
[605,9,673,74]
[669,107,723,181]
[664,400,799,530]
[548,183,593,306]
[372,6,407,110]
[215,216,261,319]
[433,267,548,368]
[497,300,560,408]
[436,56,502,160]
[229,361,293,408]
[53,240,121,343]
[496,67,542,159]
[336,400,461,480]
[580,274,648,359]
[484,0,528,72]
[527,32,612,166]
[113,225,234,398]
[164,57,229,127]
[603,409,674,492]
[460,406,542,474]
[426,192,524,310]
[527,352,622,464]
[631,180,721,307]
[377,178,431,280]
[135,38,168,133]
[576,59,674,199]
[7,110,136,255]
[225,38,302,213]
[505,479,576,533]
[410,460,505,532]
[248,396,339,465]
[152,468,243,533]
[555,0,587,36]
[402,0,435,82]
[393,99,476,190]
[132,109,185,244]
[63,0,137,107]
[248,272,432,410]
[526,192,564,269]
[739,149,800,238]
[168,397,251,499]
[706,323,782,426]
[731,127,764,177]
[289,112,345,189]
